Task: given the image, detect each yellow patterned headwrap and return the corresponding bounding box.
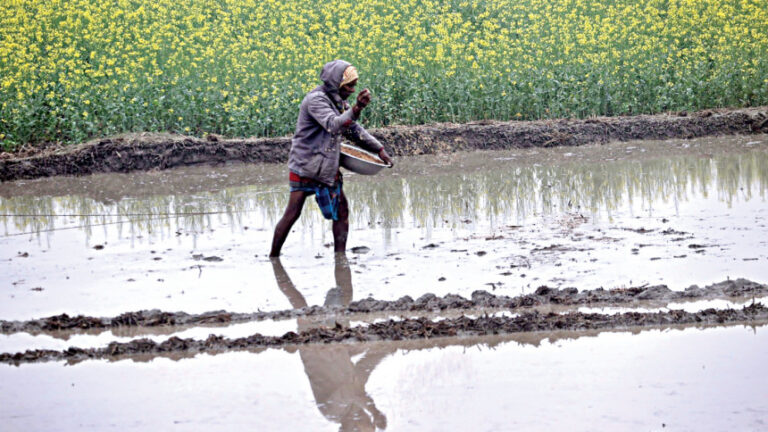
[340,65,358,88]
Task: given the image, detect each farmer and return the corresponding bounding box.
[269,59,393,257]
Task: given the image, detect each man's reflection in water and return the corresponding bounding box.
[271,254,391,432]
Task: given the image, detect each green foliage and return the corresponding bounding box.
[1,0,767,151]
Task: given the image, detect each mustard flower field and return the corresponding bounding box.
[1,0,767,150]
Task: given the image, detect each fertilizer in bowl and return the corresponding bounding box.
[340,143,389,175]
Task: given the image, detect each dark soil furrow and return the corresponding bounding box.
[1,278,765,335]
[2,303,765,365]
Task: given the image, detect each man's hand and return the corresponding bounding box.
[378,148,394,167]
[353,89,371,117]
[352,89,371,118]
[356,88,371,108]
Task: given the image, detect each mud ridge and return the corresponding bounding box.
[2,107,767,181]
[2,303,765,365]
[2,278,765,335]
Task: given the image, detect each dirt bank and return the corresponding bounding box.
[2,302,765,365]
[2,278,764,335]
[2,107,767,182]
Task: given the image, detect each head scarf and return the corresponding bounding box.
[320,60,351,91]
[319,60,353,109]
[340,65,358,88]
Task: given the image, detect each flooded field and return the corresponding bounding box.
[2,134,768,430]
[1,325,767,431]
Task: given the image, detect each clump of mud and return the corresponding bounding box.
[2,107,766,181]
[2,303,765,365]
[2,278,765,334]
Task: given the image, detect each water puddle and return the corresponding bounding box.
[578,296,768,315]
[1,324,765,431]
[1,136,767,320]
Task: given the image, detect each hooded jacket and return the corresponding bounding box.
[287,60,384,186]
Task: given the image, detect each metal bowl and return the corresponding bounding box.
[340,143,390,175]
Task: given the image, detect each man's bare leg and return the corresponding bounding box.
[269,191,308,257]
[332,191,349,253]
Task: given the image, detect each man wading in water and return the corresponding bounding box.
[269,60,393,257]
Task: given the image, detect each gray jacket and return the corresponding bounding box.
[288,60,383,186]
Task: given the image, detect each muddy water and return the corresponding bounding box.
[0,324,765,431]
[2,135,767,320]
[2,135,768,430]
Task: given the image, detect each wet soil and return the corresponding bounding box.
[2,301,764,365]
[1,107,766,181]
[2,278,764,334]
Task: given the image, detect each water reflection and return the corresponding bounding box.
[1,145,767,240]
[271,255,392,431]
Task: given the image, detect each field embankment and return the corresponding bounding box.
[1,107,767,181]
[2,278,766,364]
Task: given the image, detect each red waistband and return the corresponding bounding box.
[289,171,341,182]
